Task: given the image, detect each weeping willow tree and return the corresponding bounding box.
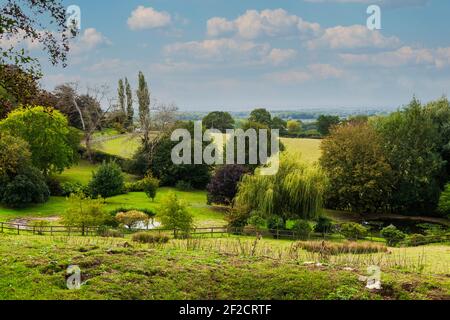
[235,153,327,221]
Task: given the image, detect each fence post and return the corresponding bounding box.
[17,224,20,235]
[1,222,3,233]
[50,226,53,236]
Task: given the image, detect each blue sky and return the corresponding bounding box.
[35,0,450,111]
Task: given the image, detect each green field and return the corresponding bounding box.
[281,138,322,163]
[0,234,448,300]
[91,134,141,159]
[90,133,323,164]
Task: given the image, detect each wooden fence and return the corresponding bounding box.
[1,221,449,244]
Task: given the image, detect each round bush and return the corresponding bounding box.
[88,161,124,198]
[116,210,150,230]
[0,166,50,208]
[292,220,312,240]
[381,224,406,246]
[340,223,368,241]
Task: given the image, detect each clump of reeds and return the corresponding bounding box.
[294,240,388,255]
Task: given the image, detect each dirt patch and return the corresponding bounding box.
[8,216,61,226]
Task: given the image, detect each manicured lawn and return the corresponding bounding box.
[281,138,322,163]
[0,188,226,226]
[56,160,137,185]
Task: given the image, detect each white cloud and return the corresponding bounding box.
[128,6,172,30]
[266,48,297,66]
[266,64,344,83]
[304,0,430,8]
[164,38,271,61]
[340,46,450,68]
[206,9,321,39]
[70,28,111,55]
[307,25,400,50]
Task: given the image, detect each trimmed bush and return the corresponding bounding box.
[292,220,312,240]
[381,224,407,246]
[132,232,169,244]
[116,210,149,230]
[88,161,124,198]
[340,223,368,241]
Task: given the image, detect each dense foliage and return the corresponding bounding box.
[61,194,109,235]
[88,161,125,198]
[203,111,235,132]
[235,154,327,222]
[0,134,49,207]
[158,192,193,236]
[317,115,340,136]
[207,165,250,205]
[320,122,393,213]
[373,98,445,214]
[142,174,160,201]
[0,106,80,175]
[0,166,49,208]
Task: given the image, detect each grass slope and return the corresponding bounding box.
[56,160,137,185]
[0,234,447,300]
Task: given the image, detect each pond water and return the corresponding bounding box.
[126,220,161,230]
[363,218,447,235]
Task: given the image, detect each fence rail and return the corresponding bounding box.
[1,221,449,244]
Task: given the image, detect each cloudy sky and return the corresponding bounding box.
[34,0,450,111]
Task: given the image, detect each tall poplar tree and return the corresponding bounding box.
[125,78,134,129]
[136,71,151,148]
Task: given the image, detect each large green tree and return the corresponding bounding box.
[317,115,340,136]
[125,78,134,129]
[136,71,151,148]
[0,106,80,175]
[373,98,445,213]
[320,122,394,213]
[0,133,49,208]
[203,111,235,132]
[248,108,272,127]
